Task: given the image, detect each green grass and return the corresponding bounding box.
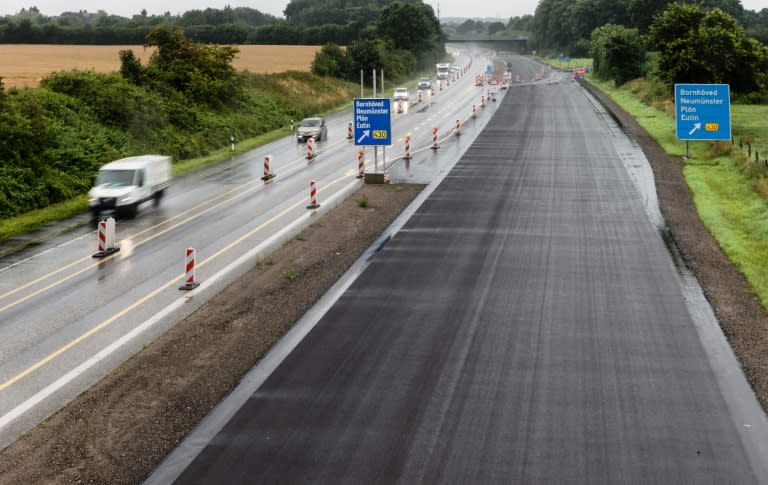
[0,196,88,242]
[587,75,768,308]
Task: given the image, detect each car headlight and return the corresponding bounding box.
[118,195,134,204]
[88,197,98,206]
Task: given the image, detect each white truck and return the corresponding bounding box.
[436,63,450,80]
[89,155,172,218]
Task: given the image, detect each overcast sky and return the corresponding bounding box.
[0,0,764,19]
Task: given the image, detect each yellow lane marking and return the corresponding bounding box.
[0,172,354,392]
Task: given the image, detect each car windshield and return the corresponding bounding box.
[95,169,136,187]
[396,89,407,94]
[301,119,321,127]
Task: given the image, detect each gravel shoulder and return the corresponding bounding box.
[2,80,768,484]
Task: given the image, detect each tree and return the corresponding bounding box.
[591,24,645,85]
[311,42,351,78]
[648,3,768,92]
[143,25,241,104]
[377,2,442,54]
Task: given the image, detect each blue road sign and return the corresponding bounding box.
[485,64,493,75]
[675,84,731,141]
[354,98,391,146]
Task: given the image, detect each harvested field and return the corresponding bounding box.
[0,44,322,88]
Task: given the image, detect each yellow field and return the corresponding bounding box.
[0,44,322,88]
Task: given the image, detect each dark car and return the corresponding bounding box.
[296,117,327,142]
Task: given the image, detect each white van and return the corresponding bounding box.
[89,155,171,218]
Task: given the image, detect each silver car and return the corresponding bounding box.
[296,117,327,142]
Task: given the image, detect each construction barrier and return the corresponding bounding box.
[179,248,200,290]
[347,122,353,140]
[261,155,276,181]
[307,180,320,209]
[431,127,440,150]
[481,95,485,108]
[92,217,119,258]
[306,137,315,160]
[418,90,422,103]
[404,134,412,160]
[455,119,461,137]
[357,148,365,179]
[472,104,477,118]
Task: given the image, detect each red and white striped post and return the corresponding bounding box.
[404,133,412,160]
[431,86,435,97]
[307,180,320,209]
[356,148,365,179]
[455,119,461,137]
[261,155,275,181]
[418,90,422,103]
[347,122,353,140]
[431,127,440,150]
[472,104,477,118]
[92,217,119,258]
[306,137,315,160]
[179,248,200,290]
[481,94,485,108]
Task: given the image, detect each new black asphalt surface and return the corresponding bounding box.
[168,80,766,482]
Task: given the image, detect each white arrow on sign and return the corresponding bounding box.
[357,130,370,144]
[689,123,701,135]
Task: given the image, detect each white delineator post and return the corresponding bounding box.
[431,127,439,150]
[261,155,275,181]
[179,248,200,290]
[92,217,119,258]
[306,137,315,160]
[357,148,365,179]
[307,180,320,209]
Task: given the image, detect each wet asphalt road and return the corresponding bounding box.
[0,51,506,448]
[161,64,768,482]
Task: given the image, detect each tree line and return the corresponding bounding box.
[530,0,768,96]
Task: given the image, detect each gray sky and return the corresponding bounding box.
[0,0,764,19]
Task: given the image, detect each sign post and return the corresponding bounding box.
[354,98,391,178]
[675,84,731,157]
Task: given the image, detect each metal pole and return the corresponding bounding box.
[381,70,384,97]
[374,146,378,174]
[360,70,364,98]
[373,69,377,97]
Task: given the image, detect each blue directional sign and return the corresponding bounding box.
[675,84,731,141]
[354,98,391,146]
[485,64,494,75]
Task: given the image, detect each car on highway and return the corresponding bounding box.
[296,117,327,142]
[393,87,409,102]
[417,77,431,90]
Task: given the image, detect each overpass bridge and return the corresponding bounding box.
[447,35,528,53]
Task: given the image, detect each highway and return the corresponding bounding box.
[0,51,520,448]
[149,57,768,482]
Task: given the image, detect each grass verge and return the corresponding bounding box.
[587,75,768,308]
